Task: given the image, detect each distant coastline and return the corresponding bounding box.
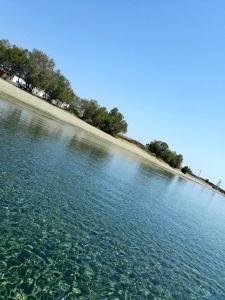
[0,78,223,197]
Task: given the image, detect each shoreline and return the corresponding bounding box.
[0,78,223,197]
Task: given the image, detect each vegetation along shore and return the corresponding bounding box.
[0,39,224,196]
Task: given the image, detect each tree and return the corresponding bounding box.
[161,149,174,164]
[0,39,127,135]
[147,140,183,168]
[0,43,29,79]
[168,153,183,168]
[147,140,169,157]
[92,106,108,128]
[0,40,10,67]
[79,100,100,123]
[102,107,128,135]
[23,49,55,93]
[181,166,192,175]
[45,69,75,101]
[0,40,76,101]
[79,103,127,135]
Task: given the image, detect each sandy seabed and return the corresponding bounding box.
[0,78,220,195]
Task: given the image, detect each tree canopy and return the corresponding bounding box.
[181,166,193,175]
[0,39,128,136]
[147,140,183,168]
[77,100,127,135]
[0,40,76,102]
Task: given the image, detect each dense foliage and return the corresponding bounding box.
[147,140,183,168]
[0,40,75,102]
[181,166,193,175]
[0,39,127,135]
[76,100,127,135]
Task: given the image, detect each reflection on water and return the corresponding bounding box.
[1,98,225,299]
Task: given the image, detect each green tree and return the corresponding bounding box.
[23,49,55,93]
[80,100,100,123]
[79,103,127,135]
[0,43,29,78]
[181,166,192,175]
[147,140,169,157]
[0,40,10,67]
[147,140,183,168]
[103,107,128,135]
[45,70,75,102]
[169,153,183,168]
[0,39,127,135]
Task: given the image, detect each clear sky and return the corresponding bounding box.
[0,0,224,188]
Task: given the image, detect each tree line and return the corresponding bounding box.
[0,39,127,136]
[1,39,203,173]
[70,100,127,135]
[146,140,183,168]
[0,40,75,102]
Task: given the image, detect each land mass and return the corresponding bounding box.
[0,78,223,196]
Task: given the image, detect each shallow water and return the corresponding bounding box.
[0,98,225,300]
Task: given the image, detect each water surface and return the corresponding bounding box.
[0,98,225,299]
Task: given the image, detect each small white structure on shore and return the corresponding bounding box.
[50,99,70,110]
[11,76,46,98]
[50,99,59,106]
[61,102,70,109]
[11,76,71,110]
[11,75,26,88]
[32,87,45,98]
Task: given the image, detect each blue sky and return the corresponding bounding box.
[0,0,224,187]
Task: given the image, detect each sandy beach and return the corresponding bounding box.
[0,78,221,194]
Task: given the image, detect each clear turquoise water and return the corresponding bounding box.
[0,98,225,300]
